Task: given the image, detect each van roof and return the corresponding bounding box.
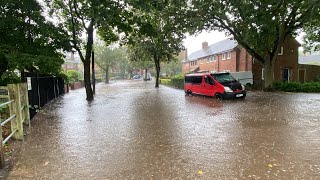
[185,72,229,76]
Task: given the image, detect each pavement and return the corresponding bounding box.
[1,80,320,179]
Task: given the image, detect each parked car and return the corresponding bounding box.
[133,75,141,79]
[184,72,246,99]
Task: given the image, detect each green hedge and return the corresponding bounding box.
[160,77,184,89]
[273,81,320,92]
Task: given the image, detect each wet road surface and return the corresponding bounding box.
[2,80,320,179]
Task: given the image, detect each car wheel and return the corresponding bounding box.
[215,93,223,100]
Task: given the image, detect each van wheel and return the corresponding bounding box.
[215,93,223,100]
[186,90,192,95]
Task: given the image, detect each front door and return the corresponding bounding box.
[283,68,291,82]
[298,69,305,83]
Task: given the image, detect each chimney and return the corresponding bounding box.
[202,41,208,49]
[184,48,188,60]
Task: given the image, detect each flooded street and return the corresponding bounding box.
[3,80,320,179]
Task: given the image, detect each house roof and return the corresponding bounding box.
[299,55,320,66]
[188,38,238,61]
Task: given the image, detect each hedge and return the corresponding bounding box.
[273,81,320,92]
[160,77,184,89]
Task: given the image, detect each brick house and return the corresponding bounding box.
[182,38,320,85]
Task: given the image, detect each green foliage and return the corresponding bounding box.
[160,79,171,86]
[0,0,71,79]
[273,82,320,92]
[160,76,184,89]
[161,61,182,77]
[46,0,135,99]
[316,75,320,82]
[127,0,189,86]
[67,70,81,85]
[171,77,184,89]
[192,0,319,87]
[303,4,320,53]
[0,72,21,86]
[95,44,132,79]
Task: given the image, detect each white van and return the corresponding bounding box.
[230,71,253,86]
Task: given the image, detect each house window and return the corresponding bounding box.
[209,56,213,62]
[213,55,217,62]
[262,68,265,80]
[278,46,283,55]
[222,70,230,72]
[227,52,231,59]
[207,57,210,63]
[222,53,226,60]
[200,59,203,64]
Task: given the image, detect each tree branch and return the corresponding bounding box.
[73,0,88,31]
[69,0,84,61]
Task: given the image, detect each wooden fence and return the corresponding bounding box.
[0,83,30,168]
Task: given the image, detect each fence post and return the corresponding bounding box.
[8,84,23,140]
[0,113,4,168]
[22,84,31,127]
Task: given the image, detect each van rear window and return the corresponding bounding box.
[185,76,202,84]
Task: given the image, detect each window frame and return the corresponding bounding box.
[222,53,226,60]
[227,52,231,59]
[278,46,283,55]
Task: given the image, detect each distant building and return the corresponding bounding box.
[182,37,320,85]
[63,52,82,72]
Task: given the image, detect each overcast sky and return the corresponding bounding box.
[183,31,229,55]
[183,30,304,56]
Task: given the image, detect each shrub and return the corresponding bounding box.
[273,81,320,92]
[160,76,184,89]
[160,79,171,86]
[170,77,184,89]
[66,70,81,85]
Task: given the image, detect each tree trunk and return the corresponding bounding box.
[83,59,93,100]
[144,69,148,81]
[263,56,275,89]
[105,65,109,83]
[83,22,94,101]
[154,56,160,88]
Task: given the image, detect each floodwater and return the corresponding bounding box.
[2,80,320,179]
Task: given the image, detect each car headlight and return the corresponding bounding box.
[224,86,233,93]
[241,85,245,90]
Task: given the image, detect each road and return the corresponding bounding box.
[2,80,320,179]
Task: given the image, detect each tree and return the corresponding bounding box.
[303,7,320,53]
[161,53,184,77]
[127,0,188,87]
[192,0,319,88]
[46,0,132,100]
[0,0,71,84]
[127,43,154,79]
[95,45,128,83]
